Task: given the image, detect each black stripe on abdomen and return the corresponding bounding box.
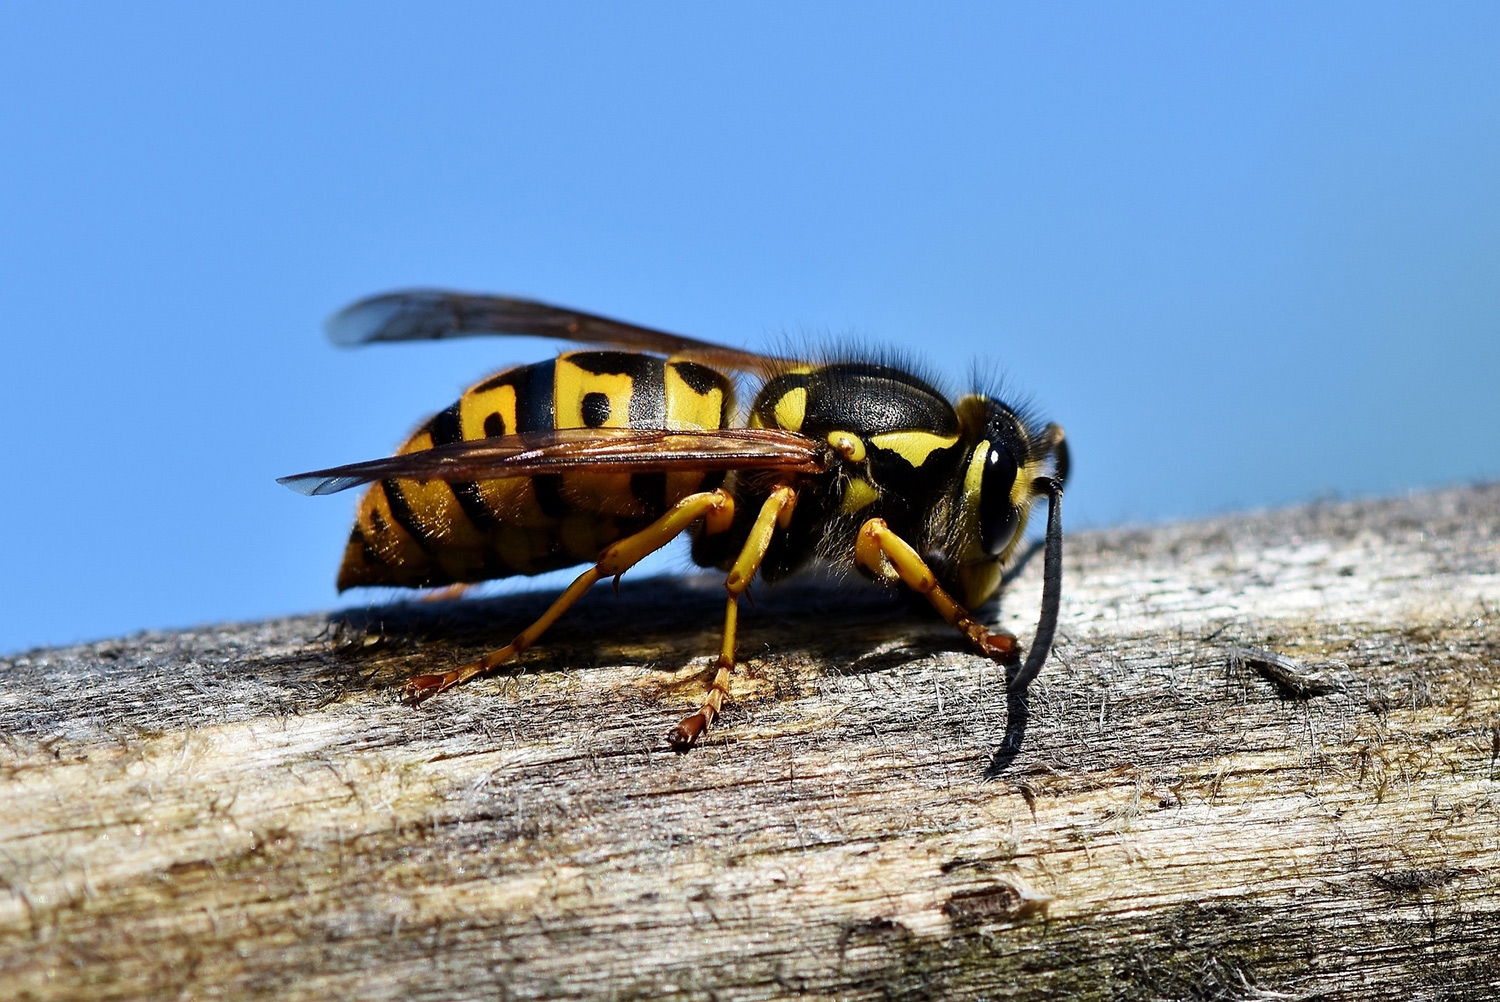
[430,402,504,531]
[518,359,556,432]
[628,356,667,426]
[519,359,565,516]
[380,480,436,551]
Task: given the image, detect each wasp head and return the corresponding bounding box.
[947,395,1068,607]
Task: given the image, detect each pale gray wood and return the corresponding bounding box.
[3,485,1499,1001]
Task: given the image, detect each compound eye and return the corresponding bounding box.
[979,445,1020,556]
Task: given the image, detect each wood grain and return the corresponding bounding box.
[3,485,1499,1000]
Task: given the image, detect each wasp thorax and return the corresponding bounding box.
[978,442,1022,556]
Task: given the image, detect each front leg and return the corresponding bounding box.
[854,518,1020,663]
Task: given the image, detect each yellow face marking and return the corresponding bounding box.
[991,458,1041,565]
[665,362,726,430]
[555,356,635,429]
[826,430,866,463]
[840,477,880,514]
[459,381,518,440]
[1012,460,1042,506]
[950,441,992,562]
[963,440,990,501]
[869,431,960,468]
[772,386,807,431]
[959,441,1039,565]
[952,439,1017,604]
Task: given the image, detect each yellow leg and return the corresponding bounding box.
[404,488,736,703]
[854,518,1020,663]
[669,485,797,749]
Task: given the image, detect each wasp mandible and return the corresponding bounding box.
[281,290,1068,748]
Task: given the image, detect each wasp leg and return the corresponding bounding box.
[421,583,472,603]
[854,518,1021,663]
[669,485,798,750]
[404,488,736,703]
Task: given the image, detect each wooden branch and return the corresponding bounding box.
[3,485,1499,1000]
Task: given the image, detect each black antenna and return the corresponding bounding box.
[1009,477,1062,694]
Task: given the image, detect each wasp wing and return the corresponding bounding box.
[326,289,788,375]
[278,427,829,497]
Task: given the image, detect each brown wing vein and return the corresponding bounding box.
[278,427,829,496]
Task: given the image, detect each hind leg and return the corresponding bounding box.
[404,488,735,702]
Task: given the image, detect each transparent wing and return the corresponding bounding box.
[278,427,829,496]
[327,289,788,375]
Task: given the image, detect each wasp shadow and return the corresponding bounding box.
[314,570,991,690]
[262,569,1039,767]
[983,666,1035,780]
[0,569,1030,751]
[316,576,726,690]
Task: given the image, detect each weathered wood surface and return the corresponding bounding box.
[3,485,1499,1001]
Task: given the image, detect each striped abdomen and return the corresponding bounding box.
[338,351,733,590]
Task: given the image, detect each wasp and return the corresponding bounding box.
[280,290,1068,749]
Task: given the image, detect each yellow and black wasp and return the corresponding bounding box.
[280,290,1068,748]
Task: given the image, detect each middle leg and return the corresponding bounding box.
[404,488,736,703]
[668,484,798,750]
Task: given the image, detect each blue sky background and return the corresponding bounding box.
[2,3,1497,653]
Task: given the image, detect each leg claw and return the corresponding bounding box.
[669,713,708,752]
[402,670,460,705]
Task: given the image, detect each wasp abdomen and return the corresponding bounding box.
[338,351,733,590]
